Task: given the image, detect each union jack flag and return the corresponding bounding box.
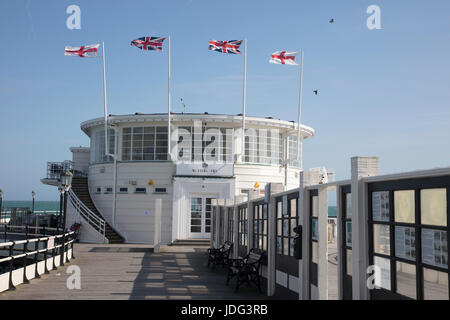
[208,40,243,54]
[131,36,166,51]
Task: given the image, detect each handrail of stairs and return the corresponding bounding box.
[67,189,107,243]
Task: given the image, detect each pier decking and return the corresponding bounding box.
[0,243,271,300]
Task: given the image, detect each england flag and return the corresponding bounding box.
[64,44,100,57]
[269,51,298,65]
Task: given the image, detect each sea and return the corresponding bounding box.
[1,200,60,212]
[0,201,338,216]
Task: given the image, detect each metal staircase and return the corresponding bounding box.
[70,177,124,244]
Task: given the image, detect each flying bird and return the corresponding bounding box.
[329,18,334,23]
[313,90,319,95]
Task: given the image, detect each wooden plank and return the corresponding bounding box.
[0,243,272,300]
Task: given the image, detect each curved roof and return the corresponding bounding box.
[80,112,315,138]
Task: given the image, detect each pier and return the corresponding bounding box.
[0,243,272,300]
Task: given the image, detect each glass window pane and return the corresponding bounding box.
[396,262,416,299]
[423,268,449,300]
[312,196,318,217]
[311,218,318,241]
[283,219,289,237]
[421,188,447,226]
[312,241,318,264]
[394,190,415,223]
[346,221,352,247]
[277,201,282,218]
[421,229,448,269]
[372,191,390,222]
[373,256,391,290]
[283,238,289,255]
[276,237,282,254]
[290,199,297,218]
[373,224,390,255]
[346,249,352,276]
[346,193,352,219]
[395,226,416,261]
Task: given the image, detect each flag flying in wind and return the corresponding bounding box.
[269,51,298,65]
[131,36,166,51]
[65,44,100,57]
[208,40,243,54]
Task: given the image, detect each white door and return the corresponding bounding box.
[189,196,214,239]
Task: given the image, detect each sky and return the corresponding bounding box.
[0,0,450,201]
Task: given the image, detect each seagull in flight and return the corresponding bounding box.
[329,18,334,23]
[313,90,319,95]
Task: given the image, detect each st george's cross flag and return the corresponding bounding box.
[269,51,298,65]
[131,36,166,51]
[208,40,243,54]
[64,44,100,57]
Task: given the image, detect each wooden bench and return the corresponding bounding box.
[226,248,265,293]
[207,241,233,271]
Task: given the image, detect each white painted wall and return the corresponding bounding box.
[89,162,175,244]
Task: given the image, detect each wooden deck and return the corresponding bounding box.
[0,243,270,300]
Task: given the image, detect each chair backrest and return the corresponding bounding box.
[244,248,265,270]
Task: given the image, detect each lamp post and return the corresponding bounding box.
[57,184,64,234]
[59,170,73,232]
[31,190,36,214]
[0,189,3,224]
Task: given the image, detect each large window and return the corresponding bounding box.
[287,134,301,168]
[244,128,283,165]
[90,129,115,164]
[176,126,233,163]
[369,178,450,300]
[122,126,168,161]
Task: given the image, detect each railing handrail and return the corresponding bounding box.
[0,229,75,248]
[67,189,106,241]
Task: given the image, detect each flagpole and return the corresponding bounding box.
[241,39,247,162]
[102,41,109,157]
[167,36,171,160]
[296,50,304,171]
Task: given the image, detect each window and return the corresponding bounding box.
[119,187,128,193]
[175,126,234,163]
[341,186,352,278]
[287,134,301,168]
[154,187,167,194]
[122,126,168,161]
[104,187,113,194]
[421,188,447,226]
[95,187,101,194]
[253,202,268,251]
[369,178,450,300]
[276,195,298,256]
[244,128,283,165]
[90,129,115,164]
[228,207,234,242]
[238,206,248,248]
[135,187,147,194]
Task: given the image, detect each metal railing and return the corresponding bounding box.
[0,228,75,292]
[67,189,106,242]
[46,161,74,180]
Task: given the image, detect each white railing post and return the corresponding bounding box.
[350,156,379,300]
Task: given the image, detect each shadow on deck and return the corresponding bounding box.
[0,243,272,300]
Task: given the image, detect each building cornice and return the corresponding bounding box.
[80,113,315,138]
